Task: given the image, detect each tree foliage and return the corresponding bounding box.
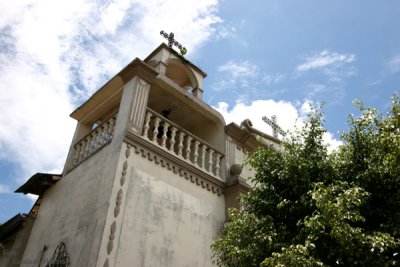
[212,94,400,266]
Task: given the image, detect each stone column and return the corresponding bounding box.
[224,164,250,220]
[113,77,151,142]
[225,137,236,178]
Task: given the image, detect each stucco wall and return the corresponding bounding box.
[234,145,256,187]
[114,148,225,267]
[0,216,34,267]
[20,142,121,267]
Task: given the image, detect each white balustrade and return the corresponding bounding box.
[161,122,169,148]
[200,145,206,168]
[208,149,214,173]
[142,108,224,178]
[169,127,177,152]
[185,136,193,160]
[152,118,161,143]
[193,141,200,164]
[71,112,117,168]
[142,112,152,139]
[178,132,185,157]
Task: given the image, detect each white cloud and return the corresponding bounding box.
[302,83,346,104]
[214,99,342,151]
[263,73,285,85]
[212,60,284,92]
[218,60,259,78]
[215,24,238,39]
[0,184,11,194]
[25,194,38,202]
[215,99,302,137]
[297,50,356,72]
[212,60,260,91]
[388,54,400,73]
[296,50,357,82]
[0,0,222,183]
[300,100,314,116]
[306,83,327,97]
[323,132,343,154]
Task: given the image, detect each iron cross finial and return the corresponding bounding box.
[262,115,286,138]
[160,30,187,55]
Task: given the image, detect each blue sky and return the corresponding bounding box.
[0,0,399,222]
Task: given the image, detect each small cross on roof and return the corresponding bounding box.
[262,115,286,138]
[160,30,187,55]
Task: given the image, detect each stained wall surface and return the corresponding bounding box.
[113,144,225,267]
[20,142,120,267]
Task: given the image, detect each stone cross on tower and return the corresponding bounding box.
[160,30,187,55]
[262,115,286,138]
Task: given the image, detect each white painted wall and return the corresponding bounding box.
[20,142,121,267]
[234,145,256,187]
[114,149,225,267]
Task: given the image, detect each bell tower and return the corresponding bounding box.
[13,38,279,266]
[20,42,227,267]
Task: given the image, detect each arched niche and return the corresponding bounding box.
[165,58,198,92]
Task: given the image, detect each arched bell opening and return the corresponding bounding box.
[165,59,199,94]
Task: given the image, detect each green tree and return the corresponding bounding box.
[212,94,400,266]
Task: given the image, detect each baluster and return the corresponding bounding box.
[91,133,96,153]
[104,118,112,142]
[215,154,221,177]
[101,121,108,143]
[193,141,200,166]
[88,133,95,155]
[93,132,98,152]
[83,138,91,158]
[106,117,114,141]
[200,145,206,168]
[73,144,82,165]
[78,141,86,162]
[89,131,95,151]
[177,132,185,157]
[95,128,102,148]
[100,122,109,145]
[142,112,152,139]
[110,116,116,140]
[208,149,214,173]
[152,117,161,143]
[185,136,193,160]
[100,128,104,145]
[83,136,89,157]
[161,122,169,148]
[169,127,177,152]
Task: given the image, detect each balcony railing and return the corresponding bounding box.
[142,108,224,178]
[70,112,118,168]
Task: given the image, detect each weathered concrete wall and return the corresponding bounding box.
[234,145,256,187]
[0,234,19,267]
[20,142,121,267]
[0,216,35,267]
[112,144,225,267]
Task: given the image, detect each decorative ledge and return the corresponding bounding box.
[142,108,224,178]
[124,131,224,196]
[69,112,118,170]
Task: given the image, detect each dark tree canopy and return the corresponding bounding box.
[212,94,400,267]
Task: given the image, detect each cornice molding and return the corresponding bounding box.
[119,58,158,85]
[225,122,280,152]
[124,131,224,196]
[225,176,251,195]
[70,59,158,121]
[144,43,207,78]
